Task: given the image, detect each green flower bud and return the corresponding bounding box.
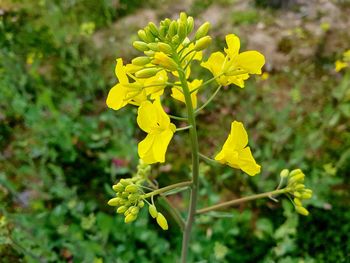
[288,173,305,185]
[125,213,137,223]
[182,37,190,47]
[138,29,149,42]
[157,42,173,54]
[180,12,187,23]
[156,212,168,230]
[159,25,167,39]
[133,41,149,52]
[132,56,151,66]
[294,198,302,206]
[112,183,124,192]
[294,184,305,190]
[194,36,212,51]
[117,206,128,214]
[125,184,139,193]
[195,22,211,40]
[135,68,159,78]
[144,50,155,57]
[177,21,187,41]
[131,206,140,215]
[148,22,159,36]
[120,179,131,186]
[149,205,158,218]
[301,192,312,199]
[168,21,178,37]
[293,191,302,198]
[295,206,309,216]
[148,43,159,51]
[122,192,129,198]
[186,16,194,34]
[144,27,155,42]
[289,169,302,177]
[172,35,180,45]
[119,199,126,205]
[152,52,178,71]
[107,197,120,206]
[280,169,289,178]
[128,194,138,202]
[138,200,145,208]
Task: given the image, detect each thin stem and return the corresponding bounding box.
[175,65,200,263]
[198,153,218,166]
[176,125,192,132]
[195,85,222,114]
[142,181,192,199]
[196,188,289,214]
[169,114,188,121]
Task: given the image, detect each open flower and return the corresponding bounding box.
[171,79,202,108]
[137,100,176,164]
[215,121,261,176]
[106,59,168,110]
[201,34,265,88]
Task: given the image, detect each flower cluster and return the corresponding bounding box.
[280,169,313,216]
[335,49,350,72]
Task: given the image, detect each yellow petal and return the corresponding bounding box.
[154,99,171,129]
[235,51,265,74]
[138,134,157,164]
[224,34,240,57]
[106,84,128,110]
[335,60,348,72]
[152,129,174,163]
[236,147,261,176]
[171,87,185,104]
[201,52,226,85]
[115,58,129,84]
[137,101,158,133]
[230,121,248,149]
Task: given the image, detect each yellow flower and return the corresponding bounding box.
[171,79,202,108]
[335,60,348,72]
[106,59,168,110]
[201,34,265,88]
[152,52,178,71]
[215,121,261,176]
[137,100,176,164]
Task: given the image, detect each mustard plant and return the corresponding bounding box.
[106,13,313,262]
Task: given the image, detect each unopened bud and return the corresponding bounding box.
[117,206,128,214]
[131,207,140,215]
[294,198,302,206]
[194,36,212,51]
[138,29,149,42]
[138,200,145,208]
[144,50,155,57]
[177,21,187,41]
[135,68,159,78]
[288,173,305,185]
[289,169,302,177]
[107,197,120,206]
[295,206,309,216]
[125,184,138,193]
[301,192,312,199]
[159,25,167,38]
[133,41,149,52]
[168,21,178,37]
[148,43,159,51]
[195,22,211,40]
[157,42,173,54]
[125,213,137,223]
[112,183,124,192]
[128,194,138,202]
[280,169,289,178]
[156,212,168,230]
[180,12,187,23]
[294,184,305,190]
[149,205,158,218]
[132,56,151,66]
[144,27,155,42]
[187,16,194,34]
[293,191,302,198]
[152,52,178,71]
[148,22,159,36]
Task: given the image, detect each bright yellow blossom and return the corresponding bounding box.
[215,121,261,176]
[335,60,348,72]
[106,59,168,110]
[137,100,176,164]
[171,79,202,108]
[201,34,265,88]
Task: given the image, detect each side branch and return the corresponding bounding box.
[196,188,289,214]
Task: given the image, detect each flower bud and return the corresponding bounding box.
[187,16,194,34]
[133,41,149,52]
[288,173,305,185]
[194,36,212,51]
[144,27,155,42]
[289,169,302,177]
[177,21,187,41]
[120,179,131,186]
[112,183,124,192]
[152,52,178,71]
[180,12,187,23]
[121,192,129,198]
[132,56,151,66]
[125,184,139,193]
[148,43,159,51]
[195,22,211,40]
[159,25,167,39]
[135,68,159,78]
[172,35,180,45]
[125,213,137,223]
[157,42,173,54]
[149,205,158,218]
[182,37,190,47]
[107,197,120,206]
[156,212,168,230]
[117,206,128,214]
[294,184,305,190]
[148,22,159,36]
[168,21,178,37]
[128,194,138,202]
[138,200,145,208]
[138,29,149,42]
[280,169,289,178]
[131,206,140,215]
[301,192,312,199]
[295,206,309,216]
[144,50,155,57]
[294,198,302,206]
[293,191,302,198]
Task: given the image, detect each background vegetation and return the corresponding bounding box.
[0,0,349,262]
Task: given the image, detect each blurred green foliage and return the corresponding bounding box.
[1,0,349,262]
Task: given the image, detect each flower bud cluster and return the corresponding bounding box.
[281,169,313,216]
[131,12,212,75]
[108,178,145,223]
[148,204,168,230]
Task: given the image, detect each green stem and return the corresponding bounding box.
[195,85,222,114]
[169,114,188,121]
[176,125,192,132]
[176,65,200,263]
[142,181,192,199]
[198,153,218,166]
[196,188,289,214]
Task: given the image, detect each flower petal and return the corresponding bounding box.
[235,51,265,74]
[115,58,129,84]
[138,134,157,164]
[236,147,261,176]
[152,129,174,163]
[106,84,128,110]
[230,121,248,149]
[137,101,158,133]
[224,34,240,58]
